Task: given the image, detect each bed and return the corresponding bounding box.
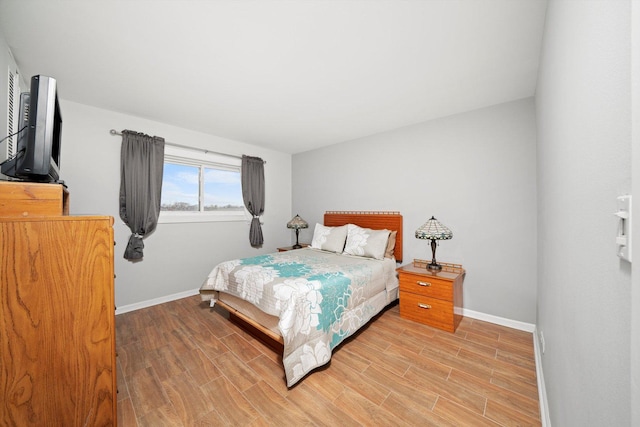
[199,211,403,386]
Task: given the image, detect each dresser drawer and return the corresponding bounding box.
[399,291,455,332]
[398,272,453,300]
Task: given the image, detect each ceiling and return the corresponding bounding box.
[0,0,547,154]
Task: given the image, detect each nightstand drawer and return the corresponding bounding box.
[399,291,455,332]
[398,272,453,300]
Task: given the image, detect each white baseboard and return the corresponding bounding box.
[463,308,550,426]
[533,326,552,427]
[117,294,538,332]
[115,288,200,315]
[462,308,536,332]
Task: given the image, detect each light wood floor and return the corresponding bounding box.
[116,295,541,426]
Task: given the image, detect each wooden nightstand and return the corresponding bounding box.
[277,244,309,252]
[397,263,465,333]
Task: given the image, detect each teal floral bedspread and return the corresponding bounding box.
[200,248,397,386]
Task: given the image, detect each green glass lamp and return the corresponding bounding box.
[287,214,308,249]
[415,216,453,271]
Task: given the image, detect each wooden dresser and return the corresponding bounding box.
[0,182,117,426]
[397,263,465,333]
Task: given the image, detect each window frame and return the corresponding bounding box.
[158,145,248,224]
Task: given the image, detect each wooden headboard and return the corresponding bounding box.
[324,211,403,263]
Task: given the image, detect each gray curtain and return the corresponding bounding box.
[241,155,265,247]
[119,130,165,260]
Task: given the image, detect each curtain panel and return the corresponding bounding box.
[241,155,265,247]
[119,130,165,260]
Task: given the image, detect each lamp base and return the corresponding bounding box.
[428,239,442,271]
[292,229,302,249]
[427,263,442,271]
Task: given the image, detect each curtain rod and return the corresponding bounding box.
[109,129,265,163]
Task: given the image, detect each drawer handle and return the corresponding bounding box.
[417,281,431,287]
[418,303,432,309]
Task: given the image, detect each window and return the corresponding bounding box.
[159,145,247,223]
[4,66,21,160]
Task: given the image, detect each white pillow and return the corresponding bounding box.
[343,224,391,260]
[310,224,348,253]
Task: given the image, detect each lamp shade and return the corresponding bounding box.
[415,216,453,240]
[287,214,308,230]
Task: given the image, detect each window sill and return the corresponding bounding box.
[158,212,248,224]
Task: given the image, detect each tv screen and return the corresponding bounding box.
[1,75,62,183]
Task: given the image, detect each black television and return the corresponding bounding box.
[1,75,62,183]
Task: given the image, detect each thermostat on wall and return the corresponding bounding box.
[614,195,632,262]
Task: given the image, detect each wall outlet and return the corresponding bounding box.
[539,330,546,354]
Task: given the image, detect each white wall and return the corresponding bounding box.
[536,1,632,425]
[632,2,640,425]
[59,100,292,309]
[293,98,538,324]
